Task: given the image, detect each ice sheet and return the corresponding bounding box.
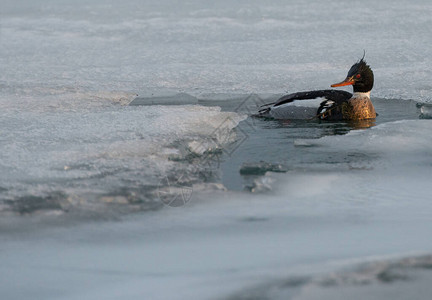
[0,104,245,213]
[1,0,431,101]
[1,1,432,299]
[2,118,432,299]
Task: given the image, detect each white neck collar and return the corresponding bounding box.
[353,91,371,99]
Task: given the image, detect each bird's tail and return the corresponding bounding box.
[251,107,272,118]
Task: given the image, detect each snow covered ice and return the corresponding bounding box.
[1,0,432,299]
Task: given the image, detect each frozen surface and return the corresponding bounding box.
[2,118,432,299]
[1,0,432,100]
[1,0,432,299]
[0,104,245,213]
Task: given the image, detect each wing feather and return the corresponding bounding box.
[271,90,352,107]
[256,90,352,119]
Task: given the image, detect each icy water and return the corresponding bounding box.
[2,0,432,299]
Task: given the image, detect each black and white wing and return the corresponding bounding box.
[256,90,352,120]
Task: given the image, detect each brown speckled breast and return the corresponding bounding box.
[318,96,376,121]
[342,98,376,120]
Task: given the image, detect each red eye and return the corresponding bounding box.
[356,74,361,78]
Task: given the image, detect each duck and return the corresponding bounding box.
[257,57,376,120]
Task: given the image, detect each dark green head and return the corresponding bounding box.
[331,58,374,93]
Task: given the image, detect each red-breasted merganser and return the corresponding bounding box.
[257,58,376,120]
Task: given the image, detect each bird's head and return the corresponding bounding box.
[331,58,374,93]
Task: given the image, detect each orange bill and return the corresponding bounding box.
[331,77,355,87]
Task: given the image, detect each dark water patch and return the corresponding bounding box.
[217,97,421,191]
[239,216,269,223]
[129,92,199,106]
[239,161,288,176]
[5,192,67,215]
[376,269,409,283]
[417,103,432,119]
[97,186,163,212]
[0,184,164,217]
[0,186,7,192]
